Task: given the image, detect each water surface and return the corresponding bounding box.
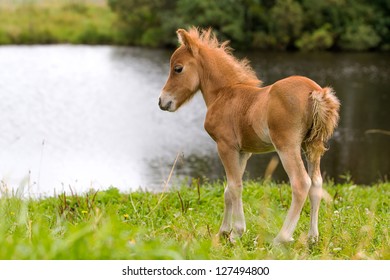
[0,46,388,195]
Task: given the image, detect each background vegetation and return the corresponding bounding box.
[108,0,390,51]
[0,0,389,51]
[0,181,389,259]
[0,0,116,45]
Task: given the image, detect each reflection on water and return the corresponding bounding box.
[249,51,390,184]
[0,46,388,195]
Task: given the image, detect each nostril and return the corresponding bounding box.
[159,100,173,111]
[158,97,162,106]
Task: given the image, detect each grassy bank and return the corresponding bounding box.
[0,180,389,259]
[0,0,117,44]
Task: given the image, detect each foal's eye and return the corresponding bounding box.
[174,65,183,73]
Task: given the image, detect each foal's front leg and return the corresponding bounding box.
[217,143,250,242]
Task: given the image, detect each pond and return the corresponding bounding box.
[0,46,389,195]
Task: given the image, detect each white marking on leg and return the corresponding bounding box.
[230,183,246,239]
[307,158,323,242]
[219,186,233,235]
[274,149,311,244]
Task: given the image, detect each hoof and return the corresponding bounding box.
[308,234,319,243]
[273,235,294,245]
[217,229,231,239]
[217,230,241,244]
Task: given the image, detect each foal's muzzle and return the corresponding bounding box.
[158,97,173,111]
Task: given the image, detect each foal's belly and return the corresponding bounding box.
[241,141,275,154]
[239,129,275,154]
[238,115,275,153]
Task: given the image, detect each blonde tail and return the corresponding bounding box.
[305,87,340,161]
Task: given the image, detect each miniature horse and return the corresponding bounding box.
[159,28,340,243]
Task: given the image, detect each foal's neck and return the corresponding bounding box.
[198,49,260,108]
[198,57,235,107]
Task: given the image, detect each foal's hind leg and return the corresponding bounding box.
[306,156,323,242]
[274,147,311,244]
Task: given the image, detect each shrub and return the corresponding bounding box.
[338,24,382,51]
[296,24,334,51]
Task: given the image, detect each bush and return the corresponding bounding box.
[1,0,388,51]
[252,31,278,50]
[108,0,176,47]
[296,24,334,51]
[0,1,116,46]
[107,0,389,51]
[338,24,382,51]
[268,0,304,50]
[0,30,12,44]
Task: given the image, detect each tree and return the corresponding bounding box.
[108,0,175,47]
[107,0,389,51]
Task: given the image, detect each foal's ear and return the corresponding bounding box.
[177,29,199,56]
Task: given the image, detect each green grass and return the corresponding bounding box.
[0,180,389,260]
[0,0,117,45]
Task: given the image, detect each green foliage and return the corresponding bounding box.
[339,24,381,51]
[0,0,117,45]
[1,0,389,51]
[175,0,247,46]
[107,0,175,46]
[296,24,334,51]
[0,181,389,259]
[108,0,390,51]
[268,0,304,50]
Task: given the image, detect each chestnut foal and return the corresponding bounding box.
[159,28,340,243]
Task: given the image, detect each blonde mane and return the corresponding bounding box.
[186,27,262,87]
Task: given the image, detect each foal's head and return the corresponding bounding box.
[159,29,202,112]
[159,28,261,112]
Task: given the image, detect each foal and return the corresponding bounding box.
[159,28,340,243]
